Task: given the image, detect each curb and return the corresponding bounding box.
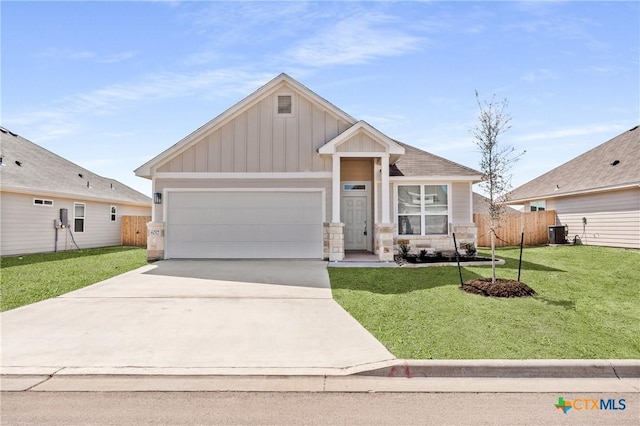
[358,359,640,379]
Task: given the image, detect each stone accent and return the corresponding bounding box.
[392,223,478,255]
[146,222,165,261]
[451,223,478,249]
[374,223,395,261]
[323,222,344,261]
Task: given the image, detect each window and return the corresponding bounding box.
[397,185,449,235]
[343,184,366,191]
[74,203,85,233]
[277,94,293,115]
[33,198,54,206]
[110,206,117,222]
[530,200,546,212]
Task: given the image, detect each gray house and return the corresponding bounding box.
[135,73,481,261]
[0,127,151,256]
[509,125,640,249]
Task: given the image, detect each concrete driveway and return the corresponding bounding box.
[1,260,395,376]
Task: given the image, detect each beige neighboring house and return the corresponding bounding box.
[0,127,151,256]
[135,73,481,261]
[508,125,640,249]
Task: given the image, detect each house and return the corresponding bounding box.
[508,125,640,249]
[135,73,481,261]
[0,127,152,256]
[472,191,519,215]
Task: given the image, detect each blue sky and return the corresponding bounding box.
[2,1,638,196]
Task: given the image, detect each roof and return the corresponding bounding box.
[391,141,482,179]
[473,192,519,214]
[509,125,640,202]
[0,127,151,206]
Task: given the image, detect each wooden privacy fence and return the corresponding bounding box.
[473,210,556,247]
[121,216,151,247]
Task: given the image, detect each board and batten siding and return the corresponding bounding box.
[156,91,351,174]
[546,187,640,249]
[0,191,151,256]
[154,178,332,223]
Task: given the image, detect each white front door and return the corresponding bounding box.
[343,196,368,250]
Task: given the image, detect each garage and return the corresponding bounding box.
[165,191,324,259]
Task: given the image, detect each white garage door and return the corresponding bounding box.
[165,191,323,259]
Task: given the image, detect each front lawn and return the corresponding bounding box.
[0,247,147,312]
[330,246,640,359]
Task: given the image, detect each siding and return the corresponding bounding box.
[547,188,640,249]
[341,159,374,181]
[336,133,386,153]
[156,90,351,174]
[451,182,472,223]
[154,178,332,223]
[0,191,151,256]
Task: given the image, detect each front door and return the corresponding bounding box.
[343,196,368,250]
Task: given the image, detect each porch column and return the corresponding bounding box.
[332,154,341,222]
[381,154,390,223]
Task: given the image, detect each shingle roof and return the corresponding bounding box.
[509,125,640,202]
[0,127,151,205]
[473,192,518,214]
[391,141,481,178]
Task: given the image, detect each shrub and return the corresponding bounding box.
[397,239,411,258]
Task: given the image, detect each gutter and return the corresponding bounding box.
[0,186,151,208]
[508,182,640,204]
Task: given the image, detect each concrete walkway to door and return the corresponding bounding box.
[1,260,396,376]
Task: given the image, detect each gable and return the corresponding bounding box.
[335,132,387,153]
[137,74,357,177]
[156,87,352,173]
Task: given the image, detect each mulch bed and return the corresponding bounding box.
[460,278,536,298]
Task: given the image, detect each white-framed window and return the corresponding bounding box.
[110,205,117,222]
[74,202,86,233]
[397,184,449,235]
[530,200,546,212]
[276,93,294,116]
[33,198,54,206]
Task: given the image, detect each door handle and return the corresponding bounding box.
[364,221,367,236]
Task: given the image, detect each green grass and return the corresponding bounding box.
[1,247,147,312]
[330,246,640,359]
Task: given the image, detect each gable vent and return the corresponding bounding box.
[277,95,292,114]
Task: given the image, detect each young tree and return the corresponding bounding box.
[470,91,523,283]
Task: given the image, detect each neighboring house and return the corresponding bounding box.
[472,192,519,215]
[0,127,152,256]
[135,73,481,261]
[508,125,640,249]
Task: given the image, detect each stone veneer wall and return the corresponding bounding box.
[374,223,395,261]
[323,222,344,261]
[393,223,478,254]
[146,222,165,261]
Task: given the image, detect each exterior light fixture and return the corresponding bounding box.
[154,192,162,204]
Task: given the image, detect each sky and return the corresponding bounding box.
[2,1,638,196]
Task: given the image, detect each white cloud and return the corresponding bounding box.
[286,12,425,67]
[514,124,628,142]
[5,69,274,142]
[35,48,137,64]
[522,68,559,83]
